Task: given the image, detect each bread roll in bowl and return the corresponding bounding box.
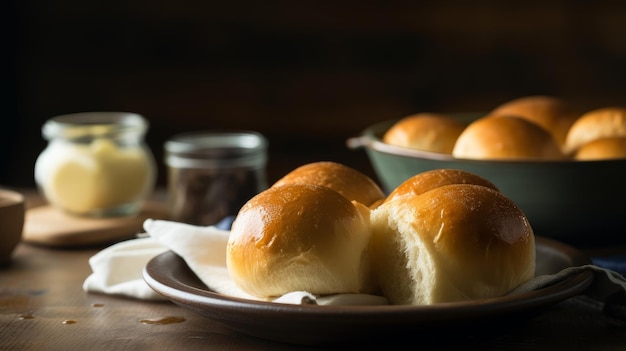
[564,107,626,155]
[489,95,579,148]
[382,113,466,154]
[452,115,565,160]
[227,183,373,298]
[574,137,626,160]
[384,168,499,204]
[370,184,535,305]
[272,161,385,207]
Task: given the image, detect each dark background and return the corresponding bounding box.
[4,1,626,188]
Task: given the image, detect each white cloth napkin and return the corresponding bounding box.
[82,236,167,300]
[511,264,626,319]
[83,219,626,314]
[83,219,388,305]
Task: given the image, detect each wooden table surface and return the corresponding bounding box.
[2,195,626,350]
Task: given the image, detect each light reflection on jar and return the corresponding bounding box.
[34,112,156,217]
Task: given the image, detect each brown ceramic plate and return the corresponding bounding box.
[143,236,593,346]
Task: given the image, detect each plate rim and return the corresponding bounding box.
[143,236,595,344]
[143,236,593,316]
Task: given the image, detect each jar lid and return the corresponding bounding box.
[165,131,268,169]
[42,112,148,141]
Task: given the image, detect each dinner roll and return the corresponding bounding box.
[272,161,385,207]
[452,115,565,160]
[370,184,535,305]
[574,137,626,160]
[564,107,626,155]
[382,113,466,154]
[490,95,579,148]
[384,168,498,204]
[226,183,373,298]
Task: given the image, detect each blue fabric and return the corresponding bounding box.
[215,215,235,231]
[592,255,626,277]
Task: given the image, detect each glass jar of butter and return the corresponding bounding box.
[34,112,156,217]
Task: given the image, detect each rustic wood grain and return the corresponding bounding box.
[1,237,625,350]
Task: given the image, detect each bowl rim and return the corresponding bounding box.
[0,188,25,208]
[349,118,626,165]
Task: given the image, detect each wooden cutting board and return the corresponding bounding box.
[22,201,170,247]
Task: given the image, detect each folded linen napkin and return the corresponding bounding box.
[511,264,626,319]
[82,236,168,300]
[83,219,388,305]
[83,219,626,314]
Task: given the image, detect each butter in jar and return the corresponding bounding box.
[165,131,268,226]
[34,112,156,217]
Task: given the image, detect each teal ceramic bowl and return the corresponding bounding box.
[348,117,626,247]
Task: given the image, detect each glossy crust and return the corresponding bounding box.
[489,95,579,148]
[382,113,466,154]
[574,137,626,160]
[564,107,626,155]
[384,168,499,204]
[452,115,565,160]
[226,183,372,298]
[272,161,385,207]
[370,184,536,305]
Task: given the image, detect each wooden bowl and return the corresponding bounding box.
[0,189,25,265]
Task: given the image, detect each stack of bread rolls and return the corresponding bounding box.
[227,162,383,297]
[371,180,534,305]
[382,95,626,161]
[382,113,466,154]
[226,183,374,297]
[488,95,579,148]
[226,162,536,305]
[271,161,386,207]
[564,107,626,160]
[452,114,566,160]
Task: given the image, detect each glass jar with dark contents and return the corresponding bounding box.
[164,131,268,226]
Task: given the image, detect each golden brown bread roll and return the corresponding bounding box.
[370,184,536,305]
[452,115,565,160]
[383,168,498,204]
[489,95,579,148]
[382,113,466,154]
[226,183,373,298]
[272,161,385,207]
[564,107,626,155]
[574,137,626,160]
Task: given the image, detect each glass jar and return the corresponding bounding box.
[34,112,156,217]
[165,131,268,226]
